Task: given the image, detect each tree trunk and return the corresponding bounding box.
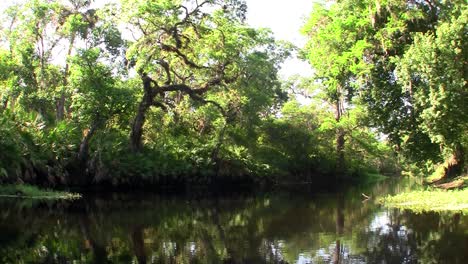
[336,128,345,175]
[56,93,66,121]
[211,121,227,178]
[71,118,102,186]
[130,75,155,152]
[57,33,75,121]
[130,92,153,152]
[335,96,345,175]
[444,143,465,178]
[78,119,101,163]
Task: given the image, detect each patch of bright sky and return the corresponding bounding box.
[246,0,314,78]
[0,0,315,78]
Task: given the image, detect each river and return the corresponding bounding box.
[0,179,467,263]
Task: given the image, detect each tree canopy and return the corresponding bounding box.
[302,0,467,179]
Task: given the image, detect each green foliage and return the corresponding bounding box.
[302,1,371,102]
[395,7,468,158]
[69,48,132,125]
[300,0,466,179]
[0,113,24,178]
[0,110,52,180]
[0,0,404,187]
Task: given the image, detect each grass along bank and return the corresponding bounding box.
[379,188,468,213]
[0,184,81,200]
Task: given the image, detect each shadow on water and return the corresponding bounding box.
[0,179,467,264]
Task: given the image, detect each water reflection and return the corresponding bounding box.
[0,181,467,264]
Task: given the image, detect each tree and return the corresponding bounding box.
[355,0,467,175]
[68,48,130,183]
[2,0,107,121]
[2,0,63,120]
[120,0,284,154]
[395,6,467,177]
[302,1,370,175]
[358,0,448,166]
[303,0,466,178]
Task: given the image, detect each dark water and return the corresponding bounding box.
[0,180,467,264]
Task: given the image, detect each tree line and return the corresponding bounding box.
[0,0,465,187]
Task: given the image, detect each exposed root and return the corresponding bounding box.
[434,175,468,190]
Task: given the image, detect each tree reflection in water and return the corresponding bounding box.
[0,182,467,263]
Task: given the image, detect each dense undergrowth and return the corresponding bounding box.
[0,105,399,188]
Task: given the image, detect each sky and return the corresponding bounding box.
[247,0,313,49]
[246,0,314,77]
[0,0,314,77]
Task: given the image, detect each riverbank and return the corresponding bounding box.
[0,184,81,200]
[379,186,468,213]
